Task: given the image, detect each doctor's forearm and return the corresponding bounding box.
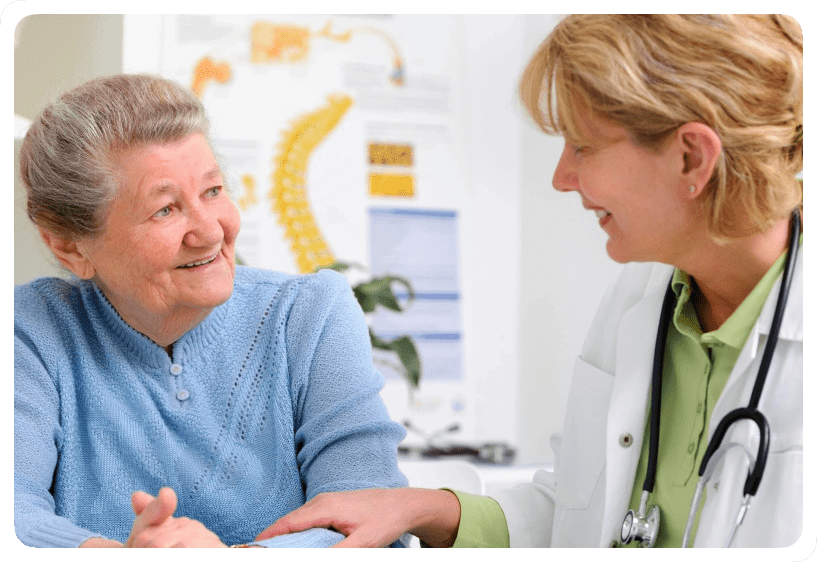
[405,488,462,548]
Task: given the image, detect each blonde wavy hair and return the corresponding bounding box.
[520,15,803,240]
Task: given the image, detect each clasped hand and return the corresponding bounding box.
[125,487,227,548]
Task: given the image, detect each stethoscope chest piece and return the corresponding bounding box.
[621,502,660,547]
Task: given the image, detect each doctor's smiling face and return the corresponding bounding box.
[69,133,241,343]
[551,107,705,265]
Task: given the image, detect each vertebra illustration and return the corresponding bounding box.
[270,94,353,273]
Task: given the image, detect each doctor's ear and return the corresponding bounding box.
[677,123,722,196]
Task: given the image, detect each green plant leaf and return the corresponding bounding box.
[370,329,421,388]
[353,276,415,313]
[389,336,421,388]
[353,285,378,313]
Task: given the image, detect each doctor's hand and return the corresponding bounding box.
[255,487,462,548]
[125,487,227,548]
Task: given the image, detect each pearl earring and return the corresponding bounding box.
[689,185,696,193]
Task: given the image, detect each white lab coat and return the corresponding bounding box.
[494,246,803,547]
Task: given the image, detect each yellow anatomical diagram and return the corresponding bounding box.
[188,19,404,272]
[270,95,353,273]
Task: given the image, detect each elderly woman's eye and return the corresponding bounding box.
[206,186,222,197]
[154,206,172,218]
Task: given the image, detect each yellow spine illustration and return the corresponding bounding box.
[270,95,353,273]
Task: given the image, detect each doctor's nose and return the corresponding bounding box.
[552,144,578,193]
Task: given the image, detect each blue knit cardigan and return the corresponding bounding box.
[14,267,407,547]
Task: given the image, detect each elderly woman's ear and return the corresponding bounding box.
[39,228,96,280]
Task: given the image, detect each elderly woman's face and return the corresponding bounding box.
[79,133,240,336]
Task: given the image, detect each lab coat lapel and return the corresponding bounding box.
[600,266,673,546]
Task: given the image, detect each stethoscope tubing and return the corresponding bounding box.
[643,282,676,494]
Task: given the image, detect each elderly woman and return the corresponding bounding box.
[14,74,407,548]
[256,15,803,548]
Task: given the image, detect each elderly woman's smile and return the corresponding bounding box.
[75,132,241,347]
[179,254,218,268]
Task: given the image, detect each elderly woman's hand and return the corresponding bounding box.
[125,487,227,548]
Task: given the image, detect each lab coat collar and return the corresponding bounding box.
[730,243,803,379]
[752,243,803,344]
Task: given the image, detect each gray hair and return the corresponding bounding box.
[19,74,211,240]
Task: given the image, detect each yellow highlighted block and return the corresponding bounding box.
[369,143,413,166]
[369,173,415,197]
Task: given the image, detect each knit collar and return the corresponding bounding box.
[82,279,230,368]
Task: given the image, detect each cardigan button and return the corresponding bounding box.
[170,364,183,375]
[176,389,190,401]
[619,433,633,447]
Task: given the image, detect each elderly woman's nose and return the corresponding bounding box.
[183,204,223,247]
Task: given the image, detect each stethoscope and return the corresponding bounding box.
[620,209,801,548]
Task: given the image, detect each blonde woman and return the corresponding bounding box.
[255,15,803,548]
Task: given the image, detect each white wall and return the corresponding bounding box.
[13,14,124,284]
[458,15,624,464]
[514,18,624,463]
